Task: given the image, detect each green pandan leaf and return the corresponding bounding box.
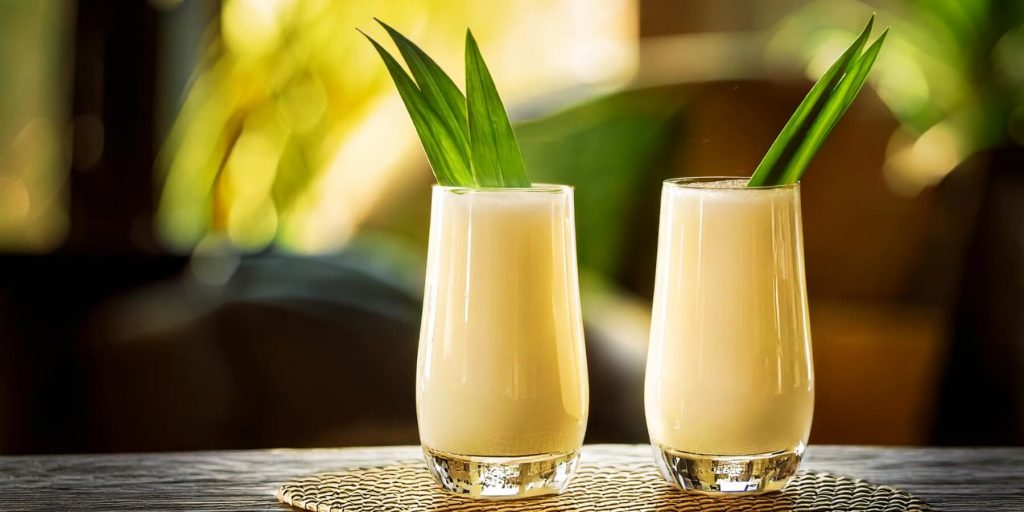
[465,29,530,188]
[362,22,530,188]
[360,30,472,186]
[778,29,889,184]
[748,15,887,187]
[375,19,472,182]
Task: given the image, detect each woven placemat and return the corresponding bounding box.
[277,459,933,511]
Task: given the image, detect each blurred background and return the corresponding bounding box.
[1,0,1022,454]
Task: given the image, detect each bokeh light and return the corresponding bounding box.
[0,2,71,252]
[156,0,639,254]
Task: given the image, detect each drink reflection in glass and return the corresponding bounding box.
[645,177,814,494]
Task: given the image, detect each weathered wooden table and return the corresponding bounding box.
[0,445,1019,511]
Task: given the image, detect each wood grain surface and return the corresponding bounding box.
[0,445,1019,511]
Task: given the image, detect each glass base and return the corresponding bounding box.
[422,446,580,500]
[653,443,804,495]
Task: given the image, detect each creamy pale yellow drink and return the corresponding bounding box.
[417,184,588,499]
[645,177,814,493]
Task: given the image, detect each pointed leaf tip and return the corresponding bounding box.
[465,29,529,187]
[362,24,470,186]
[748,14,886,187]
[363,19,530,188]
[776,22,889,184]
[374,20,472,185]
[747,15,875,187]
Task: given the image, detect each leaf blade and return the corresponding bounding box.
[375,19,472,183]
[747,14,875,187]
[778,28,888,184]
[465,30,530,188]
[360,30,473,186]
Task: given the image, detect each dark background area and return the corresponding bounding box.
[1,0,1022,454]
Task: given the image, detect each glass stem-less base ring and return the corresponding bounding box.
[423,447,580,500]
[653,443,805,494]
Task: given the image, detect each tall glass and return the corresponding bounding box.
[645,177,814,494]
[417,184,589,500]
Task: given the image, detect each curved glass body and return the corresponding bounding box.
[645,177,814,494]
[417,184,589,499]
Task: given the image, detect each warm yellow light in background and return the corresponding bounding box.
[0,2,71,252]
[156,0,639,255]
[221,0,289,57]
[884,123,964,196]
[278,95,416,253]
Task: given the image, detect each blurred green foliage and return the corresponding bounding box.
[518,92,684,280]
[770,0,1024,192]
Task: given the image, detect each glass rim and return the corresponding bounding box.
[664,176,800,190]
[432,183,572,194]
